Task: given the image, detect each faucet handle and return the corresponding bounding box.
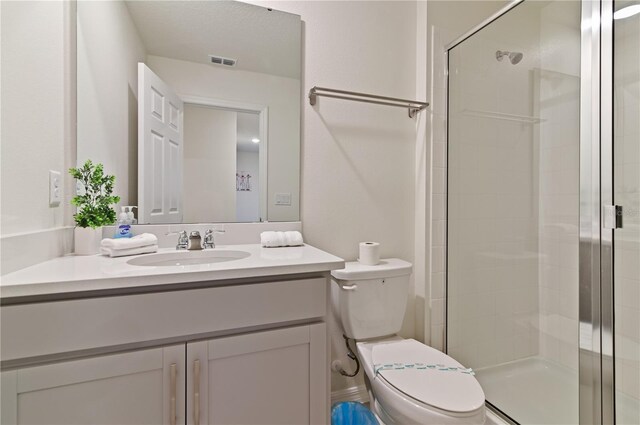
[166,230,187,237]
[203,228,224,249]
[167,230,188,250]
[205,228,225,234]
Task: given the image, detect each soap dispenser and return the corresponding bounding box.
[114,206,133,239]
[125,206,138,225]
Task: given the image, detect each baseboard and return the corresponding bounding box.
[331,385,369,406]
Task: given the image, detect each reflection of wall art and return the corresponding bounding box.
[236,172,252,191]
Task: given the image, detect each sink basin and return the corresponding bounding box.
[127,250,251,267]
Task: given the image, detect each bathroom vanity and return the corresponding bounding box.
[0,244,343,425]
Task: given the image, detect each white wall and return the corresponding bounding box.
[183,105,237,223]
[0,1,75,274]
[146,55,300,222]
[236,151,260,222]
[246,0,420,393]
[76,0,147,208]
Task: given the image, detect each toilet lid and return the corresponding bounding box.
[371,339,485,414]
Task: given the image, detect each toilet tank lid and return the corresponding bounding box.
[331,258,412,281]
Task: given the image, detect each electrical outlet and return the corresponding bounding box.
[49,170,62,207]
[275,193,291,206]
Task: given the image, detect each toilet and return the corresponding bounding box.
[331,259,486,424]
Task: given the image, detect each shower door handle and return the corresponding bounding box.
[603,205,623,229]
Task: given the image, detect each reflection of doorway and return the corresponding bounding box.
[180,95,267,223]
[236,112,261,222]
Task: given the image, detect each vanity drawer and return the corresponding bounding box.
[1,277,327,363]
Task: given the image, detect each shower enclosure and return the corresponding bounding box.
[445,0,639,424]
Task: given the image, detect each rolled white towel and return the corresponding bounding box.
[101,233,158,250]
[260,231,304,248]
[284,231,304,247]
[101,244,158,258]
[260,231,279,248]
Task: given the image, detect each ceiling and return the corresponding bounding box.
[125,0,301,79]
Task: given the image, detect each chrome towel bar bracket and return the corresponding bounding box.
[308,86,429,118]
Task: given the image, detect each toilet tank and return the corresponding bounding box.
[331,259,413,340]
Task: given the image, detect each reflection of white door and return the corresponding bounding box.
[138,63,183,224]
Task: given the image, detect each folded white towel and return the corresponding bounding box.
[260,231,304,248]
[101,233,158,250]
[101,244,158,258]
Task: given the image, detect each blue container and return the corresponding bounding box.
[331,401,379,425]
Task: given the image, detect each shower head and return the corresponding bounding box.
[496,50,524,65]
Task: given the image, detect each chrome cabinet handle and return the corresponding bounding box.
[341,284,358,291]
[170,363,177,425]
[193,359,201,425]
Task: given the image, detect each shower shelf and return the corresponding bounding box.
[460,108,545,124]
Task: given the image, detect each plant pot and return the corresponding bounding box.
[74,227,103,255]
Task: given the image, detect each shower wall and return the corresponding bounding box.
[447,1,582,423]
[448,0,581,371]
[614,1,640,419]
[447,6,542,369]
[536,1,581,373]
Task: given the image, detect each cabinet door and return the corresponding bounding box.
[187,323,327,425]
[1,345,185,425]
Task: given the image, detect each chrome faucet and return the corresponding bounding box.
[203,228,225,249]
[187,231,203,251]
[167,230,189,250]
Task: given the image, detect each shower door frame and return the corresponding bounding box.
[443,0,617,423]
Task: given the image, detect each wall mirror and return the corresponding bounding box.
[77,0,301,224]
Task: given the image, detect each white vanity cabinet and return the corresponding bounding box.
[187,324,326,425]
[1,323,326,425]
[1,274,332,425]
[1,345,186,425]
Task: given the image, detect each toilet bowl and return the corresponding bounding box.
[331,259,486,424]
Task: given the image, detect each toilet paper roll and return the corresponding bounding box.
[358,242,380,266]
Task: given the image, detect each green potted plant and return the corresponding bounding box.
[69,160,120,255]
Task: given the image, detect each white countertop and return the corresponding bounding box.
[0,244,344,300]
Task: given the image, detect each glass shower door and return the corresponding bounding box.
[613,1,640,423]
[446,1,582,423]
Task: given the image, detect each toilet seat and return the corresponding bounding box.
[357,338,486,424]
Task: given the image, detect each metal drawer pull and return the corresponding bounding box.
[194,359,201,425]
[170,363,177,425]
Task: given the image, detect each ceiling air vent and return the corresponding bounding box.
[209,55,237,67]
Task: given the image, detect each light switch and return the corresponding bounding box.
[49,170,62,207]
[275,192,291,206]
